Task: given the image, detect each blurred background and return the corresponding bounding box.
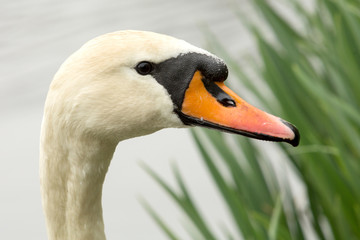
[1,0,251,239]
[2,0,360,239]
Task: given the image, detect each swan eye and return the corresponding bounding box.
[135,61,154,75]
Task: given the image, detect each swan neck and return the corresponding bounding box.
[40,132,116,240]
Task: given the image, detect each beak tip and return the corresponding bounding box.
[281,120,300,147]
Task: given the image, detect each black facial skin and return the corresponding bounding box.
[150,53,229,110]
[202,78,236,107]
[135,52,300,146]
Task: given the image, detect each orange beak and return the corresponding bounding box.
[178,71,300,146]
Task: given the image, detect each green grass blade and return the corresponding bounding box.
[146,0,360,239]
[191,130,257,239]
[139,198,181,240]
[141,162,218,240]
[268,196,282,240]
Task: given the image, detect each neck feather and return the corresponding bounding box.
[40,126,116,240]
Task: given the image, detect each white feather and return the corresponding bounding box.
[40,30,217,240]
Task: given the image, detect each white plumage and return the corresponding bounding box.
[40,30,299,240]
[40,31,217,240]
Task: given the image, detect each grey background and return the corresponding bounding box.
[1,0,257,239]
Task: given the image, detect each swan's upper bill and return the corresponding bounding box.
[45,30,299,146]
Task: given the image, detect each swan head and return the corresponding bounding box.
[45,30,299,146]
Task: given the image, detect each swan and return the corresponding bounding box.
[40,30,299,240]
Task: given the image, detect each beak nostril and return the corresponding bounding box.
[219,98,236,107]
[201,76,236,108]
